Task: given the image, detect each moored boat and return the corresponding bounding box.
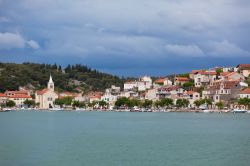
[232,109,247,113]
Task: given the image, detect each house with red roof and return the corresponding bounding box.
[219,72,245,81]
[156,85,185,99]
[4,90,30,97]
[236,64,250,77]
[174,77,189,85]
[153,78,172,87]
[8,94,32,107]
[35,75,58,109]
[193,71,217,87]
[203,80,243,105]
[239,88,250,99]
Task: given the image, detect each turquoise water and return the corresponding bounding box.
[0,111,250,166]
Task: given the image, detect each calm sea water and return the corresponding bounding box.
[0,111,250,166]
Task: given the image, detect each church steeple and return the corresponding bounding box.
[47,74,54,91]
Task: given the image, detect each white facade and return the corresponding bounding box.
[194,73,216,87]
[124,82,137,91]
[8,96,32,107]
[35,75,58,109]
[239,93,250,98]
[145,88,158,101]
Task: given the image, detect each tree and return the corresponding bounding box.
[142,99,153,108]
[182,81,194,89]
[161,98,173,107]
[6,100,15,107]
[24,99,35,108]
[238,98,250,109]
[215,102,224,110]
[127,99,141,108]
[194,99,203,108]
[99,100,108,107]
[203,98,212,106]
[72,100,80,108]
[115,97,129,107]
[55,98,64,107]
[176,99,189,108]
[154,100,164,108]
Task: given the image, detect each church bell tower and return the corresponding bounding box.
[47,74,54,91]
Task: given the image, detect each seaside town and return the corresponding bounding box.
[1,64,250,113]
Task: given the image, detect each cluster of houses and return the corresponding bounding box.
[0,64,250,110]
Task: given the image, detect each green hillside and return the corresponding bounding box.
[0,62,124,93]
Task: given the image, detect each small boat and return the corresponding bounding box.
[203,109,211,113]
[49,107,64,111]
[1,108,12,112]
[232,109,247,113]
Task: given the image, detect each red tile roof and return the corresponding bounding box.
[197,71,217,75]
[154,78,165,83]
[186,91,193,95]
[0,93,7,97]
[175,77,189,82]
[220,72,231,76]
[237,64,250,69]
[240,88,250,94]
[36,89,48,95]
[8,94,32,99]
[190,70,202,74]
[5,90,29,96]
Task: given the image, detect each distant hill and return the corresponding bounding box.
[0,62,125,93]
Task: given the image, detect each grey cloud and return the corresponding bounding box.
[0,32,40,50]
[165,44,204,57]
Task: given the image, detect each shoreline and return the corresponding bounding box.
[1,108,250,114]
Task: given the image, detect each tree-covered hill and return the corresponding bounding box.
[0,62,125,93]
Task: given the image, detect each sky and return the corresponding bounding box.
[0,0,250,76]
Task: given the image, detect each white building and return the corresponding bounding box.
[101,88,118,107]
[145,88,158,101]
[194,71,217,87]
[239,88,250,98]
[8,94,32,107]
[35,75,58,109]
[124,81,137,91]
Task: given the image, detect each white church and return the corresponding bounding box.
[35,75,58,109]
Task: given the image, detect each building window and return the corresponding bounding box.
[48,97,53,101]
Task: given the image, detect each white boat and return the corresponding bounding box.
[232,109,247,113]
[1,108,12,112]
[49,107,63,111]
[203,109,212,113]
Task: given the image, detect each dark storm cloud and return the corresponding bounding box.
[0,0,250,76]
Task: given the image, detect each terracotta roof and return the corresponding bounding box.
[154,78,165,83]
[0,93,7,97]
[8,94,32,99]
[36,89,48,95]
[197,71,217,75]
[220,72,231,76]
[5,90,29,96]
[240,88,250,94]
[186,91,194,95]
[190,70,202,74]
[175,77,189,82]
[209,80,240,90]
[237,64,250,69]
